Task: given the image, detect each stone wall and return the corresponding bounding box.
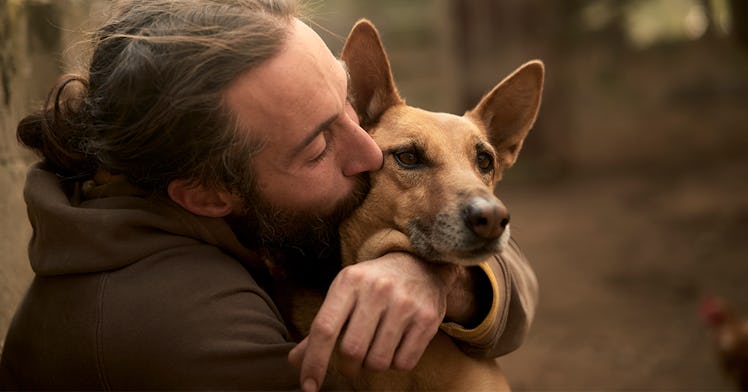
[0,0,105,349]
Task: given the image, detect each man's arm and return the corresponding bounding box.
[288,239,537,391]
[288,252,454,392]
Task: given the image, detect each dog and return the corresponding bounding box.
[276,19,544,391]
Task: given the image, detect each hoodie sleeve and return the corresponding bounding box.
[440,238,538,357]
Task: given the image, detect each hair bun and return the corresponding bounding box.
[16,75,94,176]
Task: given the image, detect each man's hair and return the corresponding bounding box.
[17,0,297,194]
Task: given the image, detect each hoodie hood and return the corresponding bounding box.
[23,163,260,276]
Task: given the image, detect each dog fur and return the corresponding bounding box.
[278,19,544,391]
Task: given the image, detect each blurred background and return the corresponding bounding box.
[2,0,747,389]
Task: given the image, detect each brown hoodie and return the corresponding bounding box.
[0,163,537,390]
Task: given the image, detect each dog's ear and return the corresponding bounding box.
[467,60,544,170]
[341,19,403,126]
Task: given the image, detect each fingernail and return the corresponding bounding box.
[302,378,317,392]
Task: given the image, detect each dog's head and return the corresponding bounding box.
[341,20,544,264]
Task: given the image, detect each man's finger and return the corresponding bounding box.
[360,307,408,371]
[300,282,357,392]
[288,337,308,368]
[337,293,387,375]
[392,320,440,371]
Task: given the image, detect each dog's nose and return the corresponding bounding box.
[463,197,510,240]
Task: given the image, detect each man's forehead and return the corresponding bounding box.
[222,19,351,160]
[338,59,353,97]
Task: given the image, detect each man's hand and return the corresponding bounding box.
[287,252,461,392]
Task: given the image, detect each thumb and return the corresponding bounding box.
[288,337,309,368]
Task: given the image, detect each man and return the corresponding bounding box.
[0,0,538,390]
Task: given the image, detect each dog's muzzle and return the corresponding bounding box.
[462,197,510,240]
[408,196,510,264]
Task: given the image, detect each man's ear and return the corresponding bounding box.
[167,179,239,218]
[341,19,403,126]
[466,60,545,170]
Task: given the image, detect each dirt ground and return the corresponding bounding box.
[495,156,748,391]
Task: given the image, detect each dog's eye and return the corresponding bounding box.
[394,149,420,168]
[477,152,493,172]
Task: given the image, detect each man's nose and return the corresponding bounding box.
[341,124,383,176]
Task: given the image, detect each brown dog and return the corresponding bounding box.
[280,19,544,390]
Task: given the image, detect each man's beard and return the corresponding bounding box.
[228,173,370,283]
